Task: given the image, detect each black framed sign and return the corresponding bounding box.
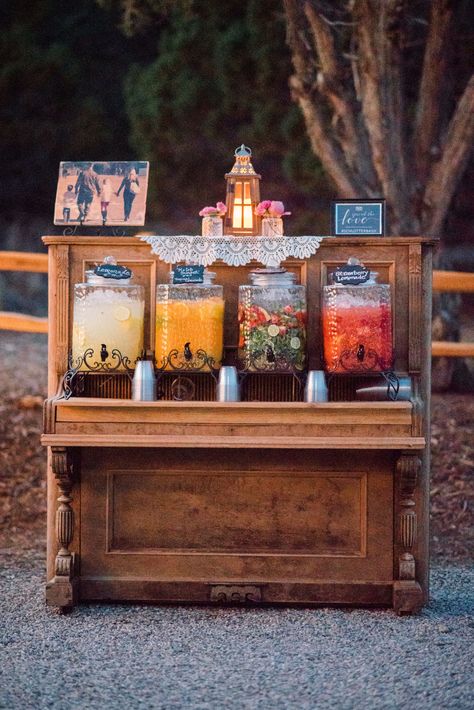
[173,265,205,284]
[331,199,385,236]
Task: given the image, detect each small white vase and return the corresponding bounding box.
[202,216,223,237]
[262,217,283,237]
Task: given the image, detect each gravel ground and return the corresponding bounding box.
[1,333,473,709]
[0,554,473,710]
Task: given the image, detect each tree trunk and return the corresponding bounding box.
[283,0,474,392]
[283,0,474,237]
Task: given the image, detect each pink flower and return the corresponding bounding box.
[255,200,272,216]
[269,201,291,217]
[199,206,216,217]
[199,202,227,217]
[255,199,291,217]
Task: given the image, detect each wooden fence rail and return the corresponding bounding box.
[0,251,49,333]
[0,252,473,357]
[432,270,474,294]
[0,250,48,273]
[432,270,474,358]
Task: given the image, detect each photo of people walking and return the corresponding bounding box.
[61,184,75,223]
[75,164,101,222]
[100,177,113,224]
[54,161,149,226]
[116,167,140,222]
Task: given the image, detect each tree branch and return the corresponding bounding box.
[354,0,415,232]
[422,74,474,236]
[284,0,363,196]
[415,0,454,184]
[289,77,362,196]
[304,1,378,192]
[283,0,312,80]
[304,2,340,79]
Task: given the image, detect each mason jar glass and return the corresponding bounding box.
[261,217,283,237]
[201,215,224,237]
[155,271,224,370]
[72,269,145,371]
[238,268,307,371]
[322,273,393,373]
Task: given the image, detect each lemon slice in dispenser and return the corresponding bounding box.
[114,305,131,321]
[268,324,279,337]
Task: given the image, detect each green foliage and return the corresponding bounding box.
[0,0,141,216]
[0,0,330,231]
[124,0,329,232]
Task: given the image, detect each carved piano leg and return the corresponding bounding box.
[393,453,423,615]
[46,447,79,611]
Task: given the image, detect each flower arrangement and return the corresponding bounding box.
[255,200,291,217]
[199,202,227,217]
[199,201,227,237]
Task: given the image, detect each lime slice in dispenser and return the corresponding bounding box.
[114,305,131,321]
[268,324,279,337]
[290,336,301,349]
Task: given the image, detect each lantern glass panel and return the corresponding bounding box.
[233,206,242,228]
[243,205,253,229]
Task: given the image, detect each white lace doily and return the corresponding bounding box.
[140,235,325,267]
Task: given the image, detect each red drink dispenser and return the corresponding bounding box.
[322,260,393,373]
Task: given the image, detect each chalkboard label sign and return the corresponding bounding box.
[331,264,370,286]
[331,200,385,236]
[173,265,204,284]
[94,264,132,280]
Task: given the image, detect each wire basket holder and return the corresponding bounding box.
[327,345,400,400]
[236,368,307,402]
[154,348,221,402]
[236,346,308,401]
[60,346,221,400]
[156,347,219,378]
[60,347,134,399]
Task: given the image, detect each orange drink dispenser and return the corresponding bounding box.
[72,256,145,371]
[155,269,224,370]
[322,259,393,373]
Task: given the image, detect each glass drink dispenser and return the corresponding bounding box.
[155,270,224,370]
[238,268,307,371]
[72,257,145,370]
[322,260,393,373]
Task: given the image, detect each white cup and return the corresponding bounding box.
[304,370,328,402]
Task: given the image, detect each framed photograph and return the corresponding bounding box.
[54,161,149,227]
[331,199,385,236]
